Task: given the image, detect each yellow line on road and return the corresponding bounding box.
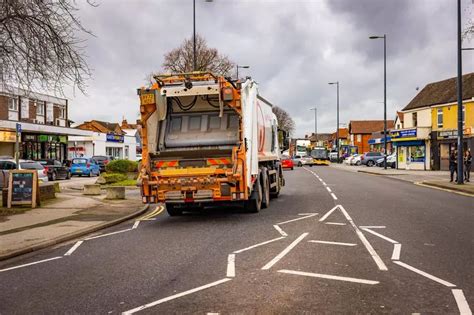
[137,205,164,221]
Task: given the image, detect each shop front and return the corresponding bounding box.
[0,130,16,156]
[21,134,68,161]
[368,135,392,154]
[431,127,473,170]
[390,128,431,170]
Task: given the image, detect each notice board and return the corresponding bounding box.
[7,170,38,208]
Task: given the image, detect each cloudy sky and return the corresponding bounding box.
[69,0,474,137]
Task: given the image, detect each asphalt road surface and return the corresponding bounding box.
[1,166,472,314]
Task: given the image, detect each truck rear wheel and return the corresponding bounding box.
[261,168,270,209]
[245,176,262,213]
[166,203,183,216]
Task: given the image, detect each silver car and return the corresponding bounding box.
[0,159,49,183]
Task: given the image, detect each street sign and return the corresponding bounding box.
[16,123,21,133]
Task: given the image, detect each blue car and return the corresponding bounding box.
[70,157,100,177]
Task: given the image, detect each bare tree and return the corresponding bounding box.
[272,106,295,134]
[162,34,234,75]
[0,0,94,95]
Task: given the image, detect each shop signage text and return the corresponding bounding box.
[0,131,16,142]
[106,133,124,143]
[390,128,417,139]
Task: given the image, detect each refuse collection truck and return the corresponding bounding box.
[137,72,285,215]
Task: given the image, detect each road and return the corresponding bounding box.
[0,166,472,314]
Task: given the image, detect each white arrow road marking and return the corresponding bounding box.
[64,241,83,256]
[262,233,308,270]
[0,256,63,273]
[122,278,232,314]
[226,254,235,277]
[391,243,402,260]
[132,221,140,229]
[85,228,132,240]
[273,225,288,237]
[325,222,346,226]
[359,226,386,229]
[361,228,399,244]
[278,270,379,285]
[452,289,472,315]
[319,205,340,222]
[393,261,456,287]
[308,240,357,246]
[233,237,285,254]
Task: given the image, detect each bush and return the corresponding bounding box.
[105,159,138,173]
[102,173,127,184]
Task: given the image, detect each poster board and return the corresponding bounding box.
[7,170,38,208]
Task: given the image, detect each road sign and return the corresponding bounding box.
[16,123,22,133]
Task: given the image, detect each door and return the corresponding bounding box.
[439,144,450,171]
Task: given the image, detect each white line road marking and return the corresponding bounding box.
[277,213,318,225]
[452,289,472,315]
[207,313,220,315]
[338,205,388,271]
[391,243,402,260]
[326,187,332,193]
[308,240,357,246]
[85,228,132,240]
[64,241,83,256]
[359,226,386,229]
[298,213,318,216]
[226,254,235,277]
[0,256,62,273]
[278,269,379,285]
[262,233,308,270]
[319,205,339,222]
[330,193,338,200]
[273,225,288,237]
[122,278,232,314]
[132,221,140,229]
[323,182,328,187]
[325,222,346,226]
[361,228,399,244]
[393,261,456,287]
[233,237,285,254]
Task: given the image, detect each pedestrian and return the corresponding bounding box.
[449,151,457,182]
[464,150,472,182]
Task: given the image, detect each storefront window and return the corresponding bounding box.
[408,145,425,163]
[106,147,122,159]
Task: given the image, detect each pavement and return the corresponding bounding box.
[331,163,474,196]
[0,177,147,260]
[0,167,472,314]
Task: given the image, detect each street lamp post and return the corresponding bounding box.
[370,34,388,170]
[193,0,214,71]
[236,65,250,80]
[456,0,464,184]
[328,82,340,162]
[310,108,317,144]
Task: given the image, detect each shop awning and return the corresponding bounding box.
[0,120,93,136]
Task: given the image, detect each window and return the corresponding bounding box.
[437,108,443,128]
[412,112,417,127]
[58,106,66,119]
[36,101,45,115]
[8,98,18,111]
[357,134,362,142]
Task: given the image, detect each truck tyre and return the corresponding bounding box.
[261,167,270,209]
[246,176,262,213]
[270,166,281,198]
[166,203,183,216]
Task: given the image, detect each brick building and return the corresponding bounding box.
[0,85,91,160]
[349,120,394,154]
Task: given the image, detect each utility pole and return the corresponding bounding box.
[310,108,317,144]
[193,0,196,71]
[328,82,340,162]
[15,123,21,169]
[456,0,464,184]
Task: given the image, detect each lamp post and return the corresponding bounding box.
[328,82,339,162]
[193,0,214,71]
[236,65,250,80]
[310,107,317,144]
[456,0,464,184]
[369,34,387,170]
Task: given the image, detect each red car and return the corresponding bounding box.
[281,156,294,170]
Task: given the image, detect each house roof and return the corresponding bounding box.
[331,128,349,140]
[76,120,124,134]
[349,120,395,134]
[402,72,474,111]
[396,111,404,123]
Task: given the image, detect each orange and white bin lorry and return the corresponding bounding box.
[137,72,284,215]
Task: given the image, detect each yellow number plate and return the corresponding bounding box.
[140,93,155,105]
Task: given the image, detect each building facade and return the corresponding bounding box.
[0,85,91,160]
[349,120,394,154]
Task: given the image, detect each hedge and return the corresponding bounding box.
[102,173,128,184]
[105,159,138,173]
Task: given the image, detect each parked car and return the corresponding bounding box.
[281,156,294,170]
[292,155,304,167]
[70,157,101,177]
[0,159,49,183]
[361,152,385,167]
[376,153,396,168]
[350,154,362,166]
[300,155,314,166]
[92,155,114,172]
[329,151,339,162]
[38,159,71,181]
